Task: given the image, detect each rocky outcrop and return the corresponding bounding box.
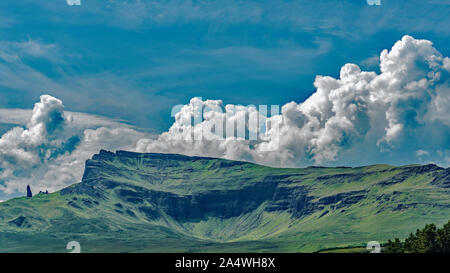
[318,190,367,208]
[26,185,32,198]
[432,168,450,188]
[265,185,317,217]
[8,216,31,228]
[113,181,279,221]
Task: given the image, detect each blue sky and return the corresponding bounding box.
[0,0,448,132]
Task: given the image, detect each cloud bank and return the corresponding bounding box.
[0,95,148,198]
[136,36,450,167]
[0,35,448,200]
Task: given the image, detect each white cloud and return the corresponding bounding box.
[0,95,149,198]
[361,55,380,68]
[28,1,450,37]
[0,108,137,130]
[136,35,450,167]
[0,39,58,63]
[416,150,430,157]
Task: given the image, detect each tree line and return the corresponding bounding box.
[385,220,450,253]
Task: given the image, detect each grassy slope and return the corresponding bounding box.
[0,151,449,252]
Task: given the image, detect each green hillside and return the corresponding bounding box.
[0,150,449,253]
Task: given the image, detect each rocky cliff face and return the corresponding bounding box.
[62,150,449,231]
[62,151,365,221]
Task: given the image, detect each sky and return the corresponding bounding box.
[0,0,449,200]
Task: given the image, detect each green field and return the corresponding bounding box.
[0,150,449,253]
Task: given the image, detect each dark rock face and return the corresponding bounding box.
[266,186,317,217]
[60,183,106,199]
[8,216,31,228]
[67,201,82,209]
[393,203,418,211]
[432,168,450,188]
[401,164,443,174]
[26,185,32,198]
[318,190,367,207]
[208,160,248,169]
[377,165,443,187]
[138,206,160,220]
[114,181,279,221]
[64,150,450,224]
[317,173,365,182]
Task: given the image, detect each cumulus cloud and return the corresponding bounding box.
[1,35,448,200]
[0,95,148,199]
[136,35,450,167]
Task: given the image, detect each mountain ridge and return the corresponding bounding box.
[0,150,449,252]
